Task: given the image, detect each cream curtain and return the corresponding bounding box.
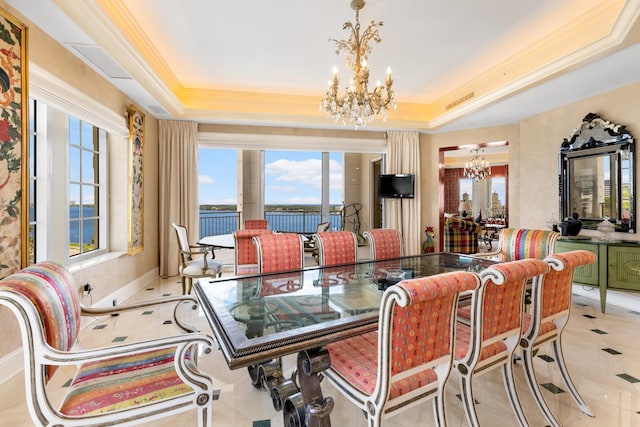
[158,120,200,277]
[385,130,421,255]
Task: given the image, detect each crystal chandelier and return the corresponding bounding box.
[321,0,396,128]
[464,148,492,182]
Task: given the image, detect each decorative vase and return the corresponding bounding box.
[423,232,435,253]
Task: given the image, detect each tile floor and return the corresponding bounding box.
[1,248,640,426]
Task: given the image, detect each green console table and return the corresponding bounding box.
[555,238,640,313]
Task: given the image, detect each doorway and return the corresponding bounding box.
[438,142,509,251]
[372,158,383,228]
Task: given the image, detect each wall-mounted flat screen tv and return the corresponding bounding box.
[378,174,415,199]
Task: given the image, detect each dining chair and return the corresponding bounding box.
[304,221,331,260]
[314,230,358,266]
[454,258,549,427]
[363,228,403,260]
[0,261,215,427]
[520,250,597,426]
[324,271,479,427]
[475,228,560,262]
[234,229,273,275]
[253,232,304,274]
[172,223,223,294]
[245,219,269,230]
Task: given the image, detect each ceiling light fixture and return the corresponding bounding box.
[464,148,491,182]
[321,0,396,128]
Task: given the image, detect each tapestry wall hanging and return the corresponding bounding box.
[0,8,27,278]
[127,104,144,255]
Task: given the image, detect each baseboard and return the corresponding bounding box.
[572,284,640,312]
[0,267,160,386]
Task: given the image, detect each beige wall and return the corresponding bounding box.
[0,1,159,359]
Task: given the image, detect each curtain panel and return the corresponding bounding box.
[158,120,200,277]
[385,131,421,255]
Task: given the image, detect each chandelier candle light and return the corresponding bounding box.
[464,148,492,182]
[321,0,396,128]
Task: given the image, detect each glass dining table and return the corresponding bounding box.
[193,252,496,427]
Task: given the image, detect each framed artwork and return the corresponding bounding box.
[0,8,28,278]
[127,104,145,255]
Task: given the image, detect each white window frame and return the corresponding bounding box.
[29,64,128,267]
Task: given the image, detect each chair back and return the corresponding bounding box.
[476,259,549,342]
[234,229,273,274]
[497,228,559,262]
[245,219,269,230]
[0,261,81,382]
[253,233,304,274]
[385,271,479,377]
[444,217,481,254]
[315,231,358,266]
[363,228,403,260]
[171,223,192,262]
[316,221,331,233]
[540,250,597,321]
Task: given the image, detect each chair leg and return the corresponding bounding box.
[501,355,529,427]
[181,276,187,295]
[459,371,481,427]
[187,277,194,295]
[521,346,562,427]
[432,387,448,427]
[552,339,594,417]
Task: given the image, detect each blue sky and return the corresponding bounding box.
[198,149,344,205]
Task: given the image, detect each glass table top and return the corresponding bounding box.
[194,252,496,368]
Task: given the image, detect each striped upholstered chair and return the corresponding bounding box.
[520,250,597,426]
[454,258,549,427]
[443,217,482,254]
[234,229,273,275]
[325,271,479,427]
[476,227,559,262]
[363,228,403,260]
[0,261,215,427]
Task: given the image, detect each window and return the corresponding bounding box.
[68,117,104,257]
[29,99,108,263]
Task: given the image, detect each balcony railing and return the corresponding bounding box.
[199,209,343,239]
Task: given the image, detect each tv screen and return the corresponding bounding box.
[378,174,415,199]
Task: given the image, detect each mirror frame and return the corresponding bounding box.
[559,113,635,233]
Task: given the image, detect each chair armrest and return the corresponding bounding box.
[43,332,215,365]
[81,296,201,333]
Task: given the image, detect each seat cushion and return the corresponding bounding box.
[522,313,558,338]
[327,331,438,399]
[59,347,194,416]
[182,258,222,276]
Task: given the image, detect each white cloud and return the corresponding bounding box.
[199,175,215,185]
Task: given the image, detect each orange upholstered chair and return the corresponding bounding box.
[0,261,215,427]
[325,271,479,427]
[233,229,273,275]
[363,228,403,260]
[454,258,549,427]
[245,219,269,230]
[520,250,597,426]
[314,231,358,266]
[253,233,304,274]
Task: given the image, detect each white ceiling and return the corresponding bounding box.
[9,0,640,132]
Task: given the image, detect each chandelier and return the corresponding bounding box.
[321,0,396,128]
[464,148,492,182]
